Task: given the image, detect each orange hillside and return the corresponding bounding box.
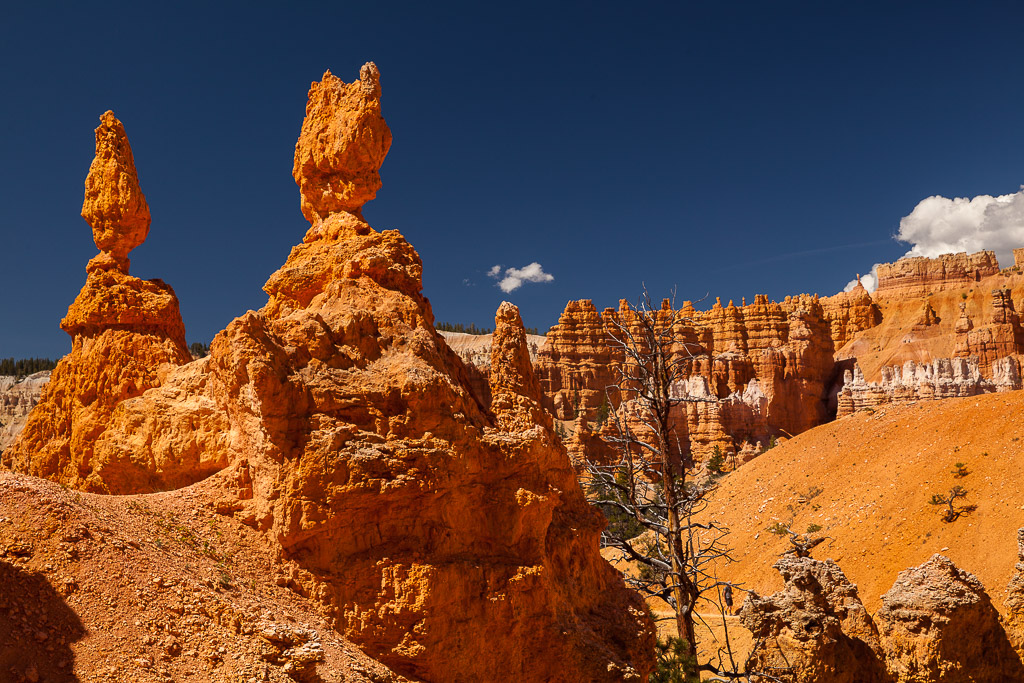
[705,390,1024,613]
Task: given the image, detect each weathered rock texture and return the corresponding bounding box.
[953,288,1024,374]
[741,552,1024,682]
[439,329,545,409]
[873,251,1001,301]
[10,66,655,682]
[739,556,889,683]
[836,356,1022,418]
[1004,529,1024,657]
[537,294,844,460]
[821,278,882,349]
[875,554,1023,682]
[292,63,391,224]
[2,112,192,489]
[0,372,50,451]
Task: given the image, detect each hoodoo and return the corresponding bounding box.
[12,65,654,681]
[2,112,191,490]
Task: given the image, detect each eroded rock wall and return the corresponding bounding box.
[538,293,844,460]
[873,251,1001,301]
[836,356,1022,418]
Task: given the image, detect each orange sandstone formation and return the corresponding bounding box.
[873,250,1001,301]
[953,288,1024,374]
[538,293,841,460]
[2,112,191,489]
[876,554,1023,682]
[292,63,392,224]
[28,65,653,681]
[820,278,882,349]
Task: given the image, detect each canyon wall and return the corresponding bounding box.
[538,249,1024,462]
[538,293,854,459]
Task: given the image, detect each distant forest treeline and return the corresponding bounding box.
[0,357,58,377]
[435,322,541,336]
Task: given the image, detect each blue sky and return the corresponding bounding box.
[2,1,1024,358]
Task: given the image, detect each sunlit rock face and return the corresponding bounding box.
[2,112,192,490]
[16,65,654,682]
[539,293,845,461]
[876,554,1024,683]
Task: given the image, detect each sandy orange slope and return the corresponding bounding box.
[706,390,1024,612]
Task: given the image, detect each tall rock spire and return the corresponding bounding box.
[81,111,151,274]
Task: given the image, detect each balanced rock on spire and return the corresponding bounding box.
[292,62,392,223]
[2,112,191,490]
[82,111,151,274]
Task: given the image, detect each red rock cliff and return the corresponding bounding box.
[873,250,1001,301]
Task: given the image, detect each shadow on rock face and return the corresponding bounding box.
[0,559,85,682]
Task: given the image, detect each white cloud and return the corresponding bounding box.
[847,187,1024,293]
[487,262,554,293]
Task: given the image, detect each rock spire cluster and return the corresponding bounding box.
[5,65,654,681]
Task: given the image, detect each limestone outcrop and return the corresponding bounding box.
[875,554,1022,682]
[27,65,654,682]
[0,372,49,450]
[2,112,192,489]
[739,556,888,682]
[873,251,1001,301]
[836,356,1022,417]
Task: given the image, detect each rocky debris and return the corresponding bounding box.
[873,250,1001,301]
[954,288,1024,374]
[2,112,192,491]
[258,623,325,682]
[538,293,837,461]
[739,556,888,683]
[836,357,1022,417]
[0,371,49,450]
[34,64,655,681]
[875,554,1023,682]
[0,472,410,683]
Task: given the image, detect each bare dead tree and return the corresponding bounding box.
[584,287,784,682]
